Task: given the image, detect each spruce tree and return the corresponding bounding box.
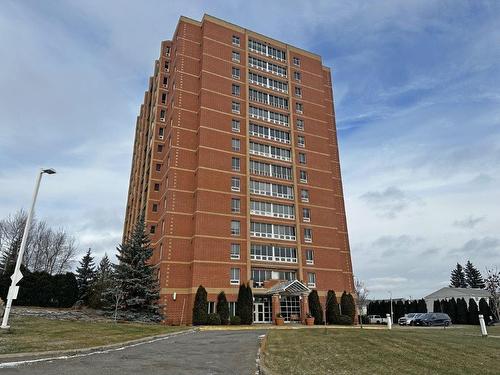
[216,291,230,325]
[456,298,468,324]
[192,285,208,325]
[450,263,467,288]
[468,298,479,324]
[113,215,161,320]
[325,290,340,324]
[76,248,96,304]
[308,290,323,325]
[88,254,114,309]
[236,283,253,324]
[465,261,485,289]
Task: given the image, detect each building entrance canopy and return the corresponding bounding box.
[265,280,310,296]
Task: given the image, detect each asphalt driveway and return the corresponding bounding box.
[1,329,267,375]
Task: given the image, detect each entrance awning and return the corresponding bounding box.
[265,280,310,296]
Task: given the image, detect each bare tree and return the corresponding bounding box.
[354,278,369,328]
[0,210,77,275]
[485,268,500,321]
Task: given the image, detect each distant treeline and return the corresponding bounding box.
[367,299,427,321]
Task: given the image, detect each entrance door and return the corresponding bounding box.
[253,302,265,323]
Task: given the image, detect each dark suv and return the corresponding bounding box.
[414,313,452,326]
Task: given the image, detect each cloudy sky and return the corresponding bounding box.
[1,0,499,299]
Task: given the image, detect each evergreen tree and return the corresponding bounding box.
[417,299,427,313]
[450,263,467,288]
[395,300,405,321]
[192,285,208,325]
[465,261,485,289]
[246,284,254,324]
[216,291,230,325]
[325,290,340,324]
[467,298,479,325]
[448,298,458,323]
[236,283,253,324]
[88,254,114,309]
[76,248,96,304]
[308,290,323,325]
[113,215,161,319]
[456,298,468,324]
[340,291,355,323]
[479,298,492,324]
[433,299,441,313]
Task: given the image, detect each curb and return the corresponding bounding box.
[0,328,198,363]
[256,333,273,375]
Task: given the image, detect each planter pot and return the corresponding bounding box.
[305,317,315,326]
[275,317,285,326]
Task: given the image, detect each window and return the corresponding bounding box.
[160,109,166,121]
[231,220,240,236]
[307,273,316,288]
[157,144,164,153]
[297,136,305,148]
[232,138,241,151]
[229,302,237,316]
[294,71,301,81]
[230,268,240,285]
[250,222,296,240]
[306,249,314,265]
[208,301,215,314]
[250,244,297,263]
[232,101,240,114]
[232,35,240,46]
[162,76,168,87]
[231,157,240,171]
[232,119,240,132]
[231,244,241,260]
[296,102,303,114]
[300,170,308,183]
[161,92,167,104]
[231,177,241,192]
[231,198,241,213]
[156,163,161,171]
[165,46,170,56]
[164,61,170,72]
[154,183,160,191]
[299,153,306,164]
[250,180,294,200]
[232,67,240,79]
[304,228,312,242]
[293,56,300,66]
[232,84,240,96]
[232,51,240,62]
[301,189,309,202]
[152,203,158,212]
[158,127,164,138]
[150,225,156,234]
[302,208,311,222]
[295,87,302,97]
[250,200,295,219]
[296,119,304,130]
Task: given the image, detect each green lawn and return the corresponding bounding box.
[263,326,500,375]
[0,315,188,355]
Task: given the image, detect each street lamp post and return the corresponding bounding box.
[1,168,56,329]
[388,291,393,324]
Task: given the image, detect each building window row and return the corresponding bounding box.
[250,200,295,220]
[249,160,292,180]
[248,39,286,61]
[249,123,290,144]
[248,56,287,77]
[250,222,296,241]
[249,141,291,162]
[248,72,288,93]
[249,106,289,127]
[250,243,297,263]
[249,179,294,200]
[252,268,296,288]
[249,88,288,109]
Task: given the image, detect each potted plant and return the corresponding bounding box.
[275,313,285,326]
[305,313,315,326]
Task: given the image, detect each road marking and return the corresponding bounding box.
[0,330,196,369]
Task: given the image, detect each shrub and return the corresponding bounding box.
[207,313,221,325]
[340,291,356,323]
[216,291,230,325]
[192,285,208,325]
[326,290,340,324]
[308,290,324,325]
[230,315,241,325]
[337,314,353,325]
[237,283,253,325]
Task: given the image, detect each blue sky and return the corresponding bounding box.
[1,0,499,299]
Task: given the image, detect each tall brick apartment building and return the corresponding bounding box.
[123,14,354,324]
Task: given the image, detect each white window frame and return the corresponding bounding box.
[250,200,295,220]
[231,198,241,213]
[307,272,316,288]
[304,228,312,243]
[230,268,240,285]
[302,208,311,222]
[300,170,308,183]
[297,136,305,148]
[232,35,240,46]
[232,67,241,80]
[232,101,241,114]
[232,51,240,63]
[231,243,241,260]
[231,177,241,192]
[231,220,241,236]
[232,157,241,171]
[306,249,314,265]
[232,119,241,133]
[301,189,309,202]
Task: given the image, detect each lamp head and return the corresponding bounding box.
[42,168,56,175]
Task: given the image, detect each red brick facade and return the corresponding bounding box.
[123,15,354,325]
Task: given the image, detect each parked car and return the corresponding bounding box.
[398,313,424,326]
[368,315,388,324]
[414,313,452,326]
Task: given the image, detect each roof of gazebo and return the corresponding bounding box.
[266,280,310,296]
